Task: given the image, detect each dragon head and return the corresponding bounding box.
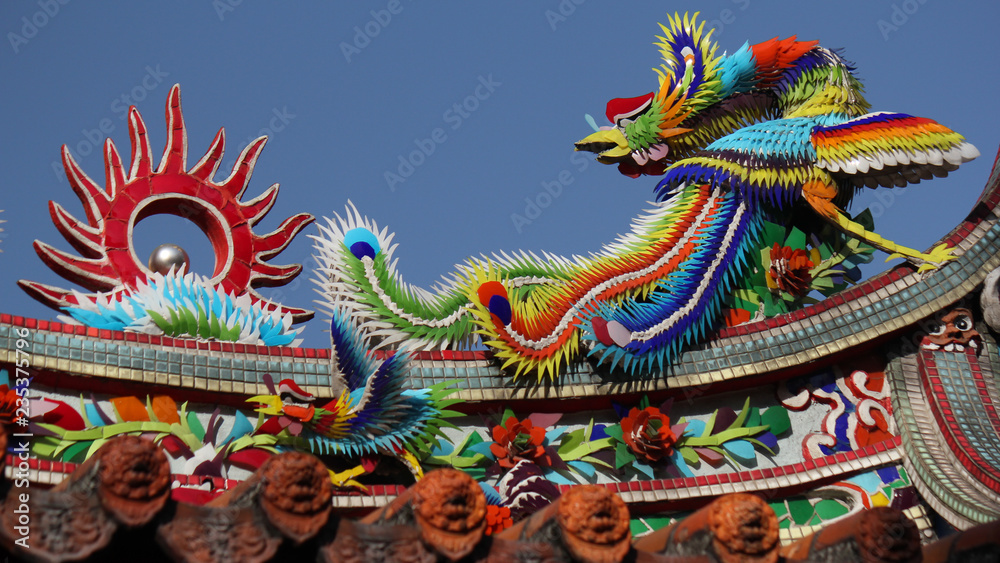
[575,12,775,178]
[249,378,316,422]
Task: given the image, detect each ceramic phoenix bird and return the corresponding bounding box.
[315,13,977,381]
[249,310,455,487]
[575,13,978,268]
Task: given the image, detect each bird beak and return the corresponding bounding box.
[575,128,632,163]
[249,394,283,415]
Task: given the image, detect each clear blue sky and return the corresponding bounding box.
[2,1,999,348]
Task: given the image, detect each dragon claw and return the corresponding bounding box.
[888,243,957,273]
[328,465,369,492]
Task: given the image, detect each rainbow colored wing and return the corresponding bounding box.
[654,116,836,207]
[812,112,979,188]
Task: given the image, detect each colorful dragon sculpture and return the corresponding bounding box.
[315,13,978,381]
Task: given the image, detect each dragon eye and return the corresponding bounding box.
[927,320,946,336]
[954,315,973,331]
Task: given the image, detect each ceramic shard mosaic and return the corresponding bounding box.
[3,11,1000,561]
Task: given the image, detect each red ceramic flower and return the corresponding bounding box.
[767,243,814,296]
[620,406,676,463]
[485,505,513,535]
[489,416,551,469]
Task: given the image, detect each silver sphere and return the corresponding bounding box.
[148,244,190,275]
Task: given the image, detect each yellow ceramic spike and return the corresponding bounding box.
[328,466,368,491]
[399,448,424,480]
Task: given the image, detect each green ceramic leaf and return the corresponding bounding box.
[615,442,636,469]
[186,306,199,335]
[197,307,211,338]
[86,438,107,459]
[61,441,92,462]
[702,410,718,438]
[562,438,613,461]
[785,227,807,250]
[762,407,791,435]
[731,397,752,430]
[501,408,516,424]
[855,208,874,230]
[642,516,674,531]
[787,498,814,526]
[187,411,205,442]
[680,446,700,466]
[814,499,849,520]
[29,438,59,459]
[630,520,651,536]
[463,467,486,481]
[604,424,624,441]
[762,221,786,245]
[148,309,170,332]
[770,501,788,518]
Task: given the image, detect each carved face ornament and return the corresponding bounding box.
[920,308,981,352]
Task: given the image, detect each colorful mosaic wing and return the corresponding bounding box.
[653,116,836,207]
[812,112,980,188]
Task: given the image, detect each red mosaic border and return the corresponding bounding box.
[0,313,493,361]
[919,350,1000,493]
[551,435,902,497]
[7,437,901,505]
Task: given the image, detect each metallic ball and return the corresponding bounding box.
[148,244,190,275]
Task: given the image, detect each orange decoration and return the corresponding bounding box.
[111,396,151,422]
[151,395,180,424]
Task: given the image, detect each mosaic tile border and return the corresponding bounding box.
[888,349,1000,528]
[4,437,902,511]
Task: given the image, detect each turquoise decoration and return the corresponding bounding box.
[60,269,302,346]
[344,227,380,260]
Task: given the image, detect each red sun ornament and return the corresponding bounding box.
[18,85,314,322]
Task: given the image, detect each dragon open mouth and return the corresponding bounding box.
[575,140,620,154]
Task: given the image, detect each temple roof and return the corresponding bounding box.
[0,433,995,562]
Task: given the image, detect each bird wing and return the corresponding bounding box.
[654,116,823,208]
[311,309,453,457]
[811,112,979,189]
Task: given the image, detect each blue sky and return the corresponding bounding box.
[2,1,999,349]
